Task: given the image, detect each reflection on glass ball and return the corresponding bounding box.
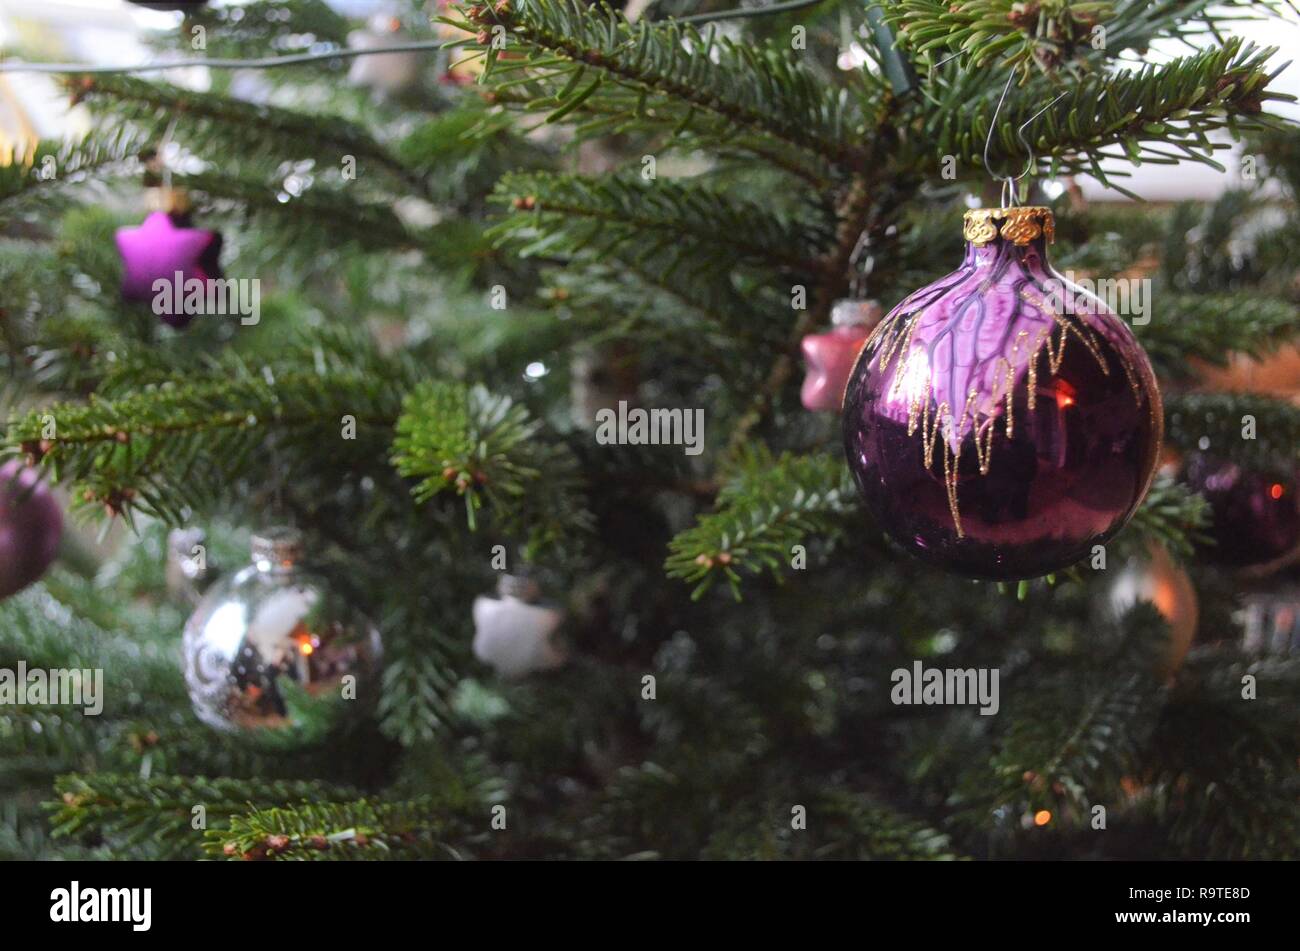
[182,529,381,748]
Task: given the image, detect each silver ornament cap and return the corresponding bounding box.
[830,298,884,328]
[250,526,303,573]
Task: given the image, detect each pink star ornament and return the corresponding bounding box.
[800,298,883,412]
[115,211,223,328]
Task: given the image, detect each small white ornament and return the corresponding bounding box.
[472,575,566,679]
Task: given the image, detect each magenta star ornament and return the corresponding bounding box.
[115,211,223,328]
[800,298,882,412]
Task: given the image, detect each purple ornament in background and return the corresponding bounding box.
[115,211,223,329]
[0,460,63,599]
[842,207,1162,580]
[1183,454,1299,567]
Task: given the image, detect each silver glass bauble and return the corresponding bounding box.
[1099,541,1197,679]
[182,528,382,747]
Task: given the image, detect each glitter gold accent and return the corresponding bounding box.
[962,206,1055,247]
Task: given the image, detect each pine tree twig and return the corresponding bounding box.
[64,73,428,196]
[0,129,148,222]
[391,380,591,556]
[207,797,465,861]
[1126,477,1211,562]
[1164,392,1300,471]
[918,38,1293,194]
[5,354,406,524]
[665,447,855,600]
[1136,294,1298,381]
[453,0,871,175]
[49,774,363,858]
[490,171,830,277]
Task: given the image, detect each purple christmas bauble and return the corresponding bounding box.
[843,207,1162,580]
[0,460,63,599]
[1183,454,1298,566]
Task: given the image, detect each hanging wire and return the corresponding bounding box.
[158,116,178,192]
[848,229,874,299]
[982,71,1067,208]
[0,41,449,75]
[0,1,825,75]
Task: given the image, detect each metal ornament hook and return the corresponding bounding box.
[982,72,1067,209]
[158,116,179,192]
[848,229,874,299]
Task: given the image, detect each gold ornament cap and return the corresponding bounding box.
[962,206,1055,247]
[146,186,192,216]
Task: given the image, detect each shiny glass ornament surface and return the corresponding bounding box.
[800,298,882,412]
[843,207,1162,579]
[182,529,381,747]
[472,574,566,679]
[1183,454,1299,567]
[0,460,63,600]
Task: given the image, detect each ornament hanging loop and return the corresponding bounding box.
[848,229,874,299]
[982,72,1066,209]
[147,117,190,215]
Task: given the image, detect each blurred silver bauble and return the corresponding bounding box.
[1238,587,1300,656]
[182,528,382,747]
[1102,541,1198,679]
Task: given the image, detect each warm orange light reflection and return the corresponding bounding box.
[1054,380,1077,410]
[298,640,315,656]
[1034,810,1051,827]
[1270,483,1284,501]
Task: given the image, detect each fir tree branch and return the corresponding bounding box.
[5,347,407,525]
[1141,651,1300,859]
[391,380,591,555]
[665,447,855,600]
[451,0,872,175]
[490,171,831,278]
[377,647,459,747]
[917,39,1293,193]
[0,129,147,223]
[700,788,961,860]
[49,774,362,859]
[1164,392,1300,470]
[64,73,426,195]
[1125,477,1211,562]
[888,0,1112,74]
[950,607,1168,837]
[889,0,1288,74]
[207,797,465,860]
[1136,293,1298,381]
[176,170,416,254]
